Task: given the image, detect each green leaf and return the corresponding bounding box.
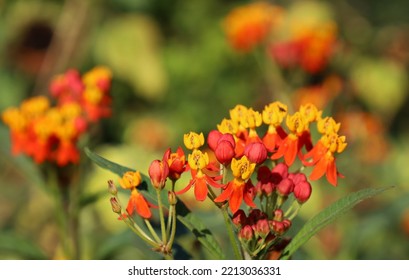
[0,232,47,259]
[280,186,394,260]
[84,147,226,259]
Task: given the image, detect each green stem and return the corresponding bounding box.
[123,217,158,248]
[166,204,177,251]
[156,189,167,244]
[144,219,162,243]
[221,205,243,260]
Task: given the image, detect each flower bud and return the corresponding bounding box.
[271,220,286,235]
[168,191,177,205]
[148,160,169,189]
[232,209,247,228]
[215,140,235,164]
[293,181,312,203]
[244,142,268,164]
[255,218,270,238]
[271,163,289,184]
[256,166,274,196]
[110,197,121,214]
[107,179,118,195]
[283,219,292,230]
[273,209,284,221]
[239,225,254,241]
[207,130,222,151]
[163,147,186,181]
[289,172,307,185]
[277,178,294,196]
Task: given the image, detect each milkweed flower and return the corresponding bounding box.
[119,171,153,219]
[214,155,256,213]
[1,67,112,166]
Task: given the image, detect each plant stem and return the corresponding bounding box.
[221,205,243,260]
[156,189,167,244]
[144,219,162,243]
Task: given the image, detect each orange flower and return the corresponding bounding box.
[163,147,187,181]
[126,189,152,219]
[224,1,283,52]
[214,156,256,213]
[119,171,154,218]
[304,133,347,186]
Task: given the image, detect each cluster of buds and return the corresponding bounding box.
[1,67,112,166]
[233,209,291,257]
[223,1,338,74]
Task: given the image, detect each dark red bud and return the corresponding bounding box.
[232,209,247,228]
[239,225,254,241]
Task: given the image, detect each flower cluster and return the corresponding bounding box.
[1,66,112,166]
[223,1,338,74]
[111,101,346,258]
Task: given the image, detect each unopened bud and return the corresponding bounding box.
[232,209,247,228]
[148,160,169,189]
[273,209,284,221]
[215,140,235,165]
[255,218,270,238]
[293,181,312,203]
[277,178,294,196]
[168,191,177,205]
[239,225,254,241]
[244,142,267,164]
[110,197,121,214]
[207,130,222,151]
[107,180,118,195]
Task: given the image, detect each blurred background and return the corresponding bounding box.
[0,0,408,259]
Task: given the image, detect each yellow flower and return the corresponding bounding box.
[187,149,209,171]
[231,155,256,182]
[119,171,142,190]
[183,132,205,150]
[262,101,288,127]
[286,112,308,135]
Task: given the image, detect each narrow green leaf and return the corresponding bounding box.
[0,232,47,259]
[84,147,226,259]
[280,186,394,259]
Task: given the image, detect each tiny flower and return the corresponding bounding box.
[214,179,256,213]
[231,156,256,181]
[183,132,205,150]
[148,159,169,189]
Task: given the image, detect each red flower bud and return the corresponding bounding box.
[239,225,254,241]
[289,172,307,185]
[215,140,235,164]
[271,163,289,184]
[255,218,270,237]
[232,209,247,228]
[293,181,312,203]
[273,209,284,221]
[218,133,235,147]
[244,142,267,164]
[207,130,222,151]
[277,178,294,196]
[148,159,169,189]
[163,147,186,181]
[256,166,275,196]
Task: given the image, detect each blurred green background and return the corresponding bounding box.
[0,0,409,259]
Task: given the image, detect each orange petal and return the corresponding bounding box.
[326,156,338,186]
[135,192,152,219]
[194,176,208,201]
[214,182,233,203]
[284,136,298,166]
[228,181,245,213]
[309,156,327,181]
